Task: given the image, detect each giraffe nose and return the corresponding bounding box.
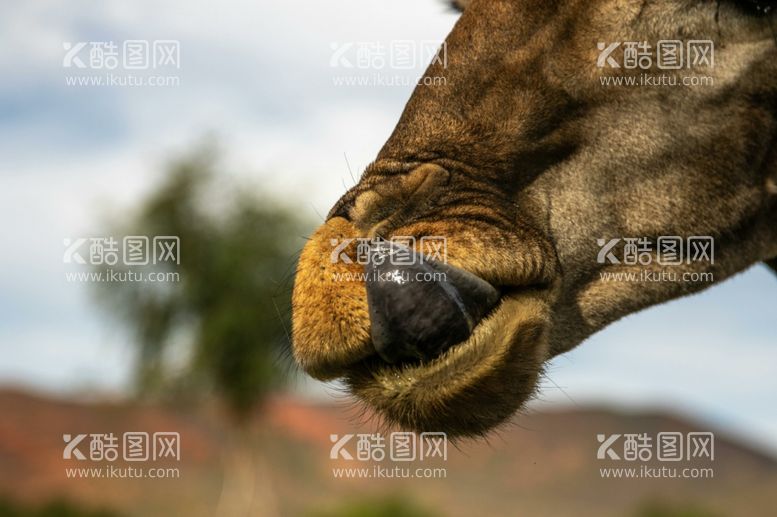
[364,240,500,363]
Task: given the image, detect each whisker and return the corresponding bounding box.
[272,297,292,350]
[310,203,326,223]
[343,151,357,186]
[542,374,579,407]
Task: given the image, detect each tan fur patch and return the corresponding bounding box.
[291,217,373,379]
[767,176,777,195]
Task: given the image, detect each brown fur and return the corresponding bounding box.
[292,0,777,437]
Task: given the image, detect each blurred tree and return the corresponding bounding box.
[635,500,723,517]
[93,144,309,420]
[308,495,439,517]
[0,497,120,517]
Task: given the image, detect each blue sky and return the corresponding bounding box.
[1,0,775,454]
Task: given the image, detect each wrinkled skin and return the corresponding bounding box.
[292,0,777,437]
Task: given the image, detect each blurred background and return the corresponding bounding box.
[0,1,776,515]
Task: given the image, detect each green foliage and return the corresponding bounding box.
[635,499,724,517]
[308,494,440,517]
[0,497,120,517]
[93,146,310,418]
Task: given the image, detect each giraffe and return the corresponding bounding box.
[292,0,777,437]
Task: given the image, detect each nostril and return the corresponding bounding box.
[364,241,500,364]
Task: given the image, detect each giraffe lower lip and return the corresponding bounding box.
[344,286,556,437]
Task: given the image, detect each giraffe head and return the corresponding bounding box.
[292,0,777,437]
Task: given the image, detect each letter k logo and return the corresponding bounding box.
[597,42,621,68]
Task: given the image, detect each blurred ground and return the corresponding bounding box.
[0,388,775,517]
